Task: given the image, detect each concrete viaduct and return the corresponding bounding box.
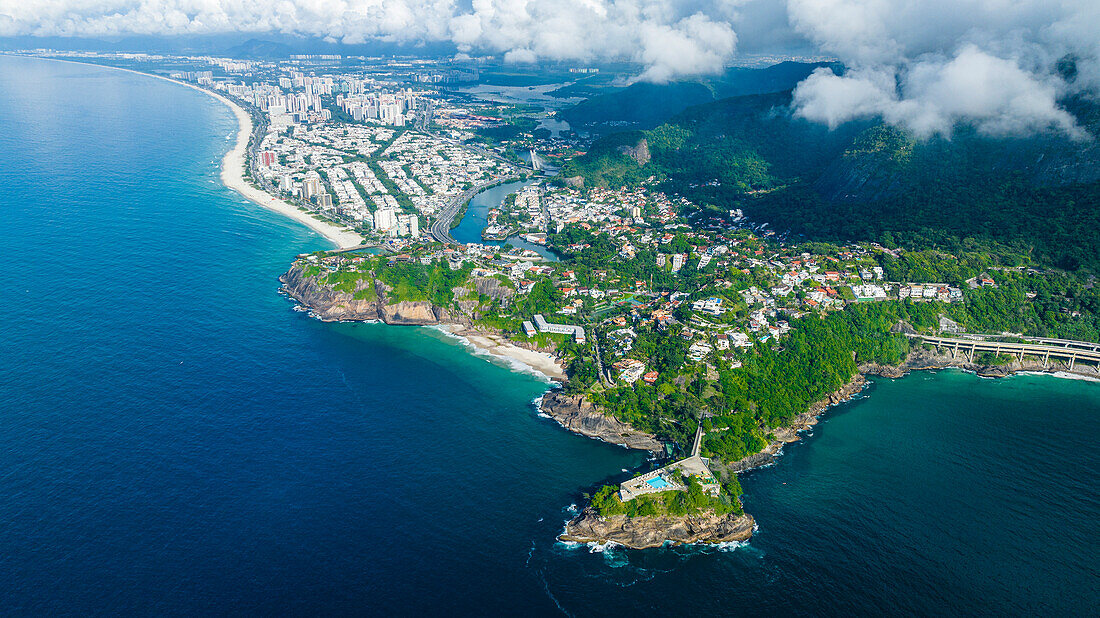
[910,334,1100,372]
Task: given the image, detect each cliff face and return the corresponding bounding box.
[561,507,755,549]
[540,392,663,452]
[280,263,461,325]
[616,138,651,166]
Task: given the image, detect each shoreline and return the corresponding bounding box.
[728,350,1100,475]
[22,55,363,249]
[434,324,567,382]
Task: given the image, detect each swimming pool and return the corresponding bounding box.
[646,477,668,489]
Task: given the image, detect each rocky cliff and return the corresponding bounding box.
[280,263,462,325]
[540,392,663,452]
[616,137,651,166]
[561,507,755,549]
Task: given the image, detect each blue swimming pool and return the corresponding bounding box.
[646,477,668,489]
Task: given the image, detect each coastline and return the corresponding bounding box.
[214,96,363,249]
[726,348,1100,475]
[434,324,567,382]
[24,55,363,249]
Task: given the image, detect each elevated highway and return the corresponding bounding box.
[909,333,1100,371]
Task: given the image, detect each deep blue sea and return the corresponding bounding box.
[0,56,1096,615]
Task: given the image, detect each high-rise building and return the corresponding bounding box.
[261,151,276,167]
[398,214,419,238]
[302,173,322,201]
[373,207,397,234]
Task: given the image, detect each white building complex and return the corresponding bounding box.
[531,314,586,343]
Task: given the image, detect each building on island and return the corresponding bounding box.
[618,455,720,502]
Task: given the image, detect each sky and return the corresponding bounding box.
[1,0,1097,137]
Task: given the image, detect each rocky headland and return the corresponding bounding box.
[280,262,567,380]
[280,262,461,325]
[561,507,755,549]
[539,392,664,452]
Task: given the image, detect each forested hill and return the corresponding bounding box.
[558,61,837,134]
[560,91,1100,272]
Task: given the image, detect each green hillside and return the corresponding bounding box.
[560,91,1100,271]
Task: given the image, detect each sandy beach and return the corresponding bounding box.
[212,96,364,249]
[31,56,363,249]
[438,325,567,381]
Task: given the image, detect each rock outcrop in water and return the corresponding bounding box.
[561,507,755,549]
[540,392,663,452]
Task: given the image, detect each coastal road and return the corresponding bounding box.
[428,179,511,244]
[910,333,1100,371]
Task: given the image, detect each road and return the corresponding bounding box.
[427,179,505,244]
[911,333,1100,371]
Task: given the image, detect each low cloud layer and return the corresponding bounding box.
[788,0,1099,138]
[0,0,746,83]
[1,0,1098,137]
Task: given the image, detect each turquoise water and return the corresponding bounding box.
[0,56,1096,614]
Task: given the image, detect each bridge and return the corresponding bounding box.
[691,417,704,458]
[910,333,1100,372]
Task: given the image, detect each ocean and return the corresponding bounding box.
[0,55,1095,615]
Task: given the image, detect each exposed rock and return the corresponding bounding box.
[616,137,651,166]
[561,506,755,549]
[563,175,585,188]
[280,264,462,325]
[861,347,1098,380]
[473,276,514,302]
[381,300,450,325]
[540,392,663,452]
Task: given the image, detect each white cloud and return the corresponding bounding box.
[0,0,746,82]
[788,0,1100,138]
[2,0,1098,134]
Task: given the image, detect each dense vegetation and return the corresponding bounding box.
[587,300,941,463]
[372,259,471,306]
[559,62,834,133]
[561,89,1100,272]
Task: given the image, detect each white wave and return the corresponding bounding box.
[563,503,578,515]
[1019,370,1100,383]
[714,540,750,552]
[426,324,554,383]
[587,540,621,553]
[532,394,551,419]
